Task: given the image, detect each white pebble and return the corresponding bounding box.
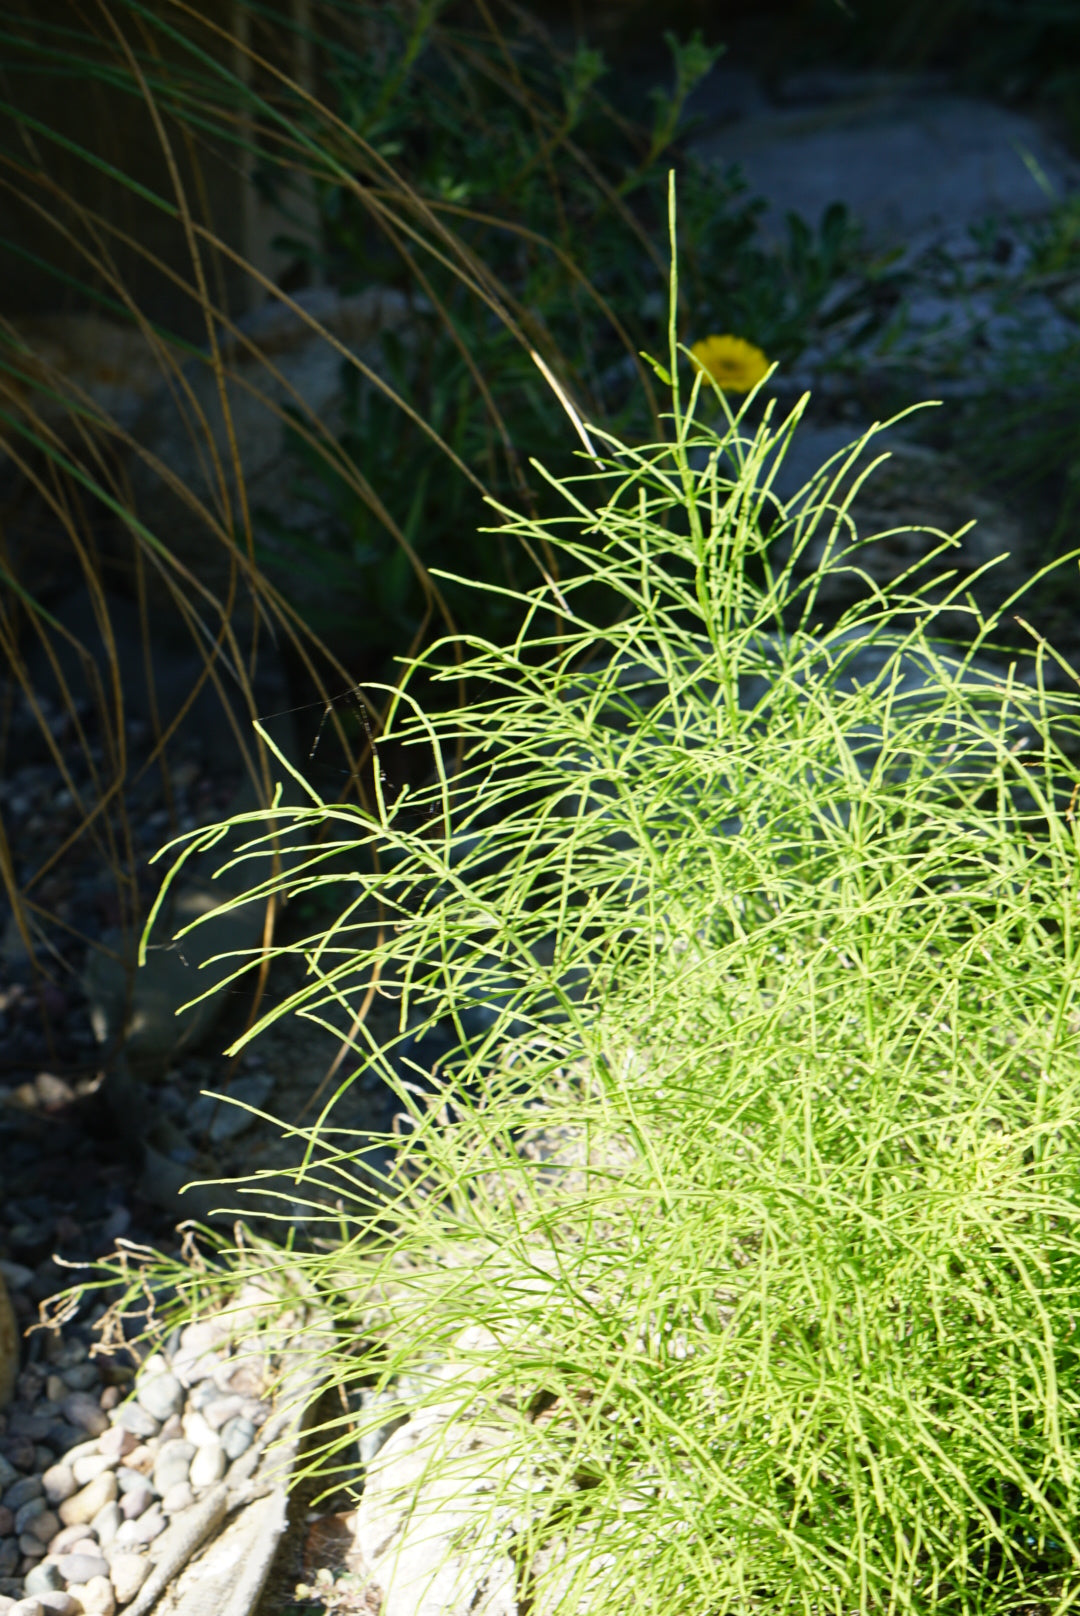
[180,1412,216,1449]
[114,1508,164,1549]
[70,1458,111,1489]
[188,1443,225,1489]
[74,1577,114,1616]
[159,1482,194,1516]
[40,1468,75,1508]
[88,1501,120,1548]
[58,1473,117,1529]
[135,1374,183,1424]
[117,1482,153,1523]
[108,1554,151,1605]
[38,1597,79,1616]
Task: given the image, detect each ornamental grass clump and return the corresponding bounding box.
[112,192,1080,1616]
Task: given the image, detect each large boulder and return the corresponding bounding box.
[120,285,418,621]
[692,78,1079,248]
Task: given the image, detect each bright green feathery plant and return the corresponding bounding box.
[83,181,1080,1616]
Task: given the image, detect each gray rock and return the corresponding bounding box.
[11,1502,43,1537]
[123,287,416,625]
[21,1564,61,1597]
[37,1595,78,1616]
[22,1513,57,1550]
[113,1507,164,1549]
[55,1555,109,1585]
[200,1395,243,1430]
[219,1418,255,1462]
[152,1441,194,1496]
[0,1542,18,1578]
[59,1397,107,1440]
[135,1374,183,1424]
[693,86,1079,248]
[117,1482,154,1521]
[0,1484,39,1515]
[0,1462,16,1492]
[352,1417,519,1616]
[189,1075,275,1144]
[114,1403,159,1441]
[57,1367,99,1395]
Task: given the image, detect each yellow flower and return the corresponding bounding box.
[689,333,771,394]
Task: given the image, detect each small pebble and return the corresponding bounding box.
[69,1459,110,1490]
[24,1515,58,1549]
[113,1507,164,1549]
[5,1439,36,1472]
[201,1396,242,1431]
[58,1367,99,1395]
[45,1526,92,1557]
[74,1577,114,1616]
[2,1485,41,1515]
[18,1531,45,1557]
[56,1555,109,1585]
[0,1460,17,1490]
[39,1471,74,1509]
[152,1441,194,1497]
[61,1446,99,1471]
[97,1389,119,1414]
[0,1508,11,1536]
[219,1418,255,1462]
[22,1564,61,1598]
[11,1505,43,1540]
[188,1443,225,1489]
[135,1374,182,1424]
[0,1537,19,1575]
[58,1473,116,1529]
[59,1400,106,1442]
[159,1482,194,1515]
[157,1416,183,1445]
[88,1503,119,1549]
[181,1413,216,1450]
[117,1448,153,1477]
[96,1431,133,1466]
[113,1405,158,1441]
[117,1483,153,1522]
[37,1596,78,1616]
[221,1362,264,1400]
[109,1552,151,1604]
[9,1600,44,1616]
[172,1350,220,1389]
[43,1382,64,1409]
[177,1322,226,1355]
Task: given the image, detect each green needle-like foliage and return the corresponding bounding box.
[86,196,1080,1616]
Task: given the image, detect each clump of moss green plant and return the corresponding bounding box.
[81,191,1080,1616]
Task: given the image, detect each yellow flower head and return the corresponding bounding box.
[689,333,771,394]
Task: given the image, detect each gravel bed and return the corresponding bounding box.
[0,1308,276,1615]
